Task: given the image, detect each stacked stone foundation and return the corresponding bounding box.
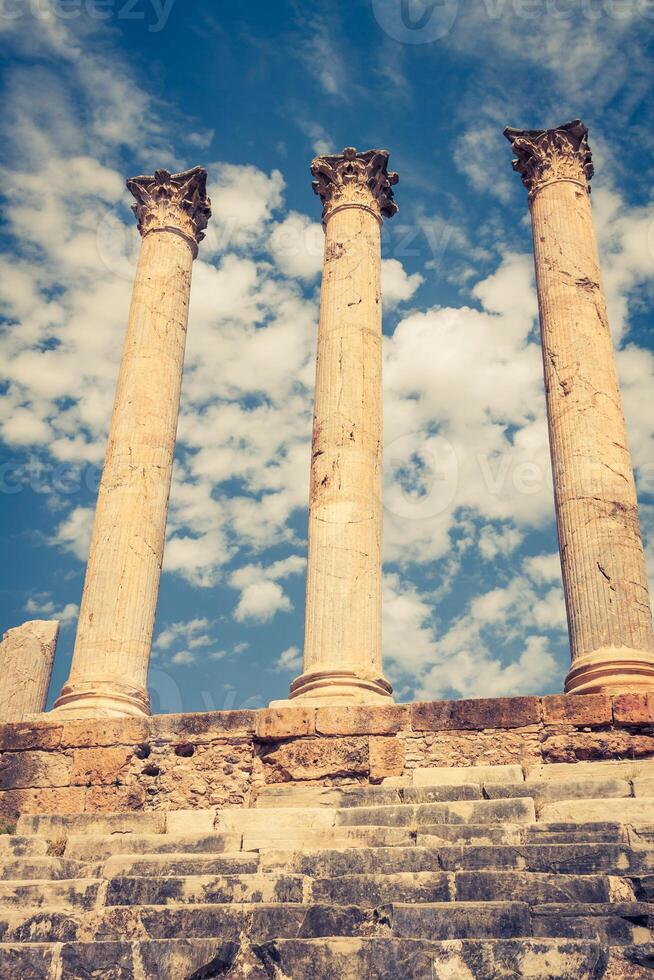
[1,694,653,821]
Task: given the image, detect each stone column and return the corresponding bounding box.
[288,148,398,704]
[504,120,654,695]
[0,621,59,722]
[53,168,211,718]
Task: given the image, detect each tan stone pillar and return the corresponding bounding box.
[504,121,654,695]
[52,168,211,718]
[288,148,398,704]
[0,621,59,722]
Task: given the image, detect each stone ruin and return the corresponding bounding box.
[1,122,654,978]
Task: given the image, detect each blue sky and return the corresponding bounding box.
[1,0,653,713]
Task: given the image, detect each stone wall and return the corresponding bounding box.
[1,693,653,820]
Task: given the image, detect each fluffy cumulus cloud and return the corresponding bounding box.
[230,556,306,622]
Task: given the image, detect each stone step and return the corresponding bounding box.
[0,879,101,911]
[0,936,624,980]
[65,832,243,862]
[434,843,654,875]
[310,872,450,906]
[255,783,482,809]
[242,826,415,850]
[105,873,307,906]
[407,823,524,845]
[259,842,652,878]
[101,852,260,878]
[336,797,536,827]
[527,760,654,783]
[0,857,93,881]
[16,812,166,837]
[0,837,49,858]
[531,902,654,945]
[454,870,616,904]
[540,797,654,824]
[485,778,631,804]
[411,764,525,786]
[0,899,624,944]
[523,822,628,844]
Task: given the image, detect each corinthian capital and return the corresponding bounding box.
[127,166,212,256]
[503,120,594,198]
[311,147,399,223]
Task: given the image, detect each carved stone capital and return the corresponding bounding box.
[311,147,398,223]
[503,120,594,199]
[127,166,212,257]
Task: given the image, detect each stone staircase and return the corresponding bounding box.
[1,760,654,978]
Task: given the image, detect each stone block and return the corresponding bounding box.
[260,736,369,781]
[539,797,654,824]
[412,764,524,786]
[455,870,609,904]
[613,694,654,725]
[0,721,63,752]
[485,778,631,803]
[411,697,541,731]
[71,747,133,786]
[255,708,315,741]
[369,736,405,780]
[166,809,216,835]
[540,731,654,764]
[633,778,654,797]
[59,717,150,749]
[0,786,86,820]
[149,711,257,742]
[16,810,166,836]
[315,705,408,736]
[402,784,481,803]
[311,871,450,906]
[0,750,71,790]
[425,938,605,979]
[529,760,654,782]
[389,902,531,941]
[541,694,612,726]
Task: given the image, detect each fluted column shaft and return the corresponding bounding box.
[53,168,211,717]
[506,121,654,695]
[289,148,398,704]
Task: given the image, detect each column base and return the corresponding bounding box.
[565,646,654,696]
[50,680,150,719]
[274,668,393,707]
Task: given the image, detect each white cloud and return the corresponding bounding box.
[51,506,94,561]
[154,618,212,651]
[205,163,285,250]
[268,212,323,281]
[381,258,424,309]
[230,555,306,623]
[478,524,524,561]
[24,594,78,625]
[274,645,303,673]
[171,650,197,666]
[383,569,566,699]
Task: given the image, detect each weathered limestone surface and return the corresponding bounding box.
[2,752,654,976]
[0,621,59,723]
[52,168,211,720]
[0,694,652,819]
[505,121,654,696]
[289,148,398,705]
